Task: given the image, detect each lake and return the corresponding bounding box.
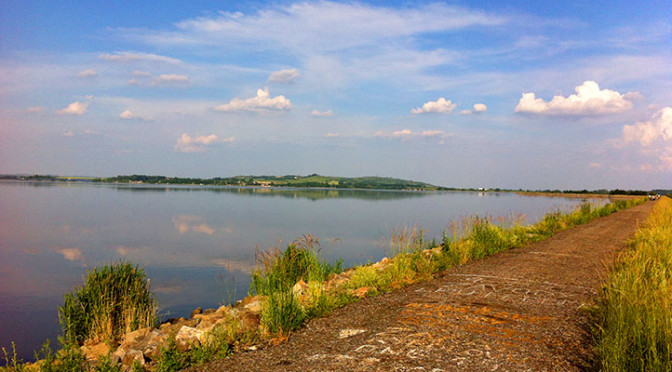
[0,181,593,360]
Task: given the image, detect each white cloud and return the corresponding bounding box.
[119,110,152,121]
[311,110,333,117]
[376,129,451,142]
[152,74,190,86]
[174,133,233,153]
[618,107,672,173]
[622,107,672,146]
[473,103,488,112]
[26,106,44,113]
[99,51,182,64]
[168,2,506,53]
[133,70,151,77]
[460,103,488,115]
[56,101,89,115]
[412,97,457,114]
[63,130,74,137]
[76,69,97,78]
[269,68,300,83]
[214,88,292,113]
[515,81,640,115]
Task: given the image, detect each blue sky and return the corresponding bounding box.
[1,0,670,189]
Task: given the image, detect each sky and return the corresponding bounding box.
[0,0,670,190]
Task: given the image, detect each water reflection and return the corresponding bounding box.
[0,181,593,361]
[102,183,433,201]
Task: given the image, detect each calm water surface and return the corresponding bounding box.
[0,182,593,359]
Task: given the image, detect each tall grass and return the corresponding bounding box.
[59,262,157,346]
[594,196,672,371]
[250,235,343,334]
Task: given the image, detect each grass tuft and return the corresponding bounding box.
[58,261,157,346]
[594,196,672,371]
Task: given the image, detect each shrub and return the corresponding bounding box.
[59,262,157,345]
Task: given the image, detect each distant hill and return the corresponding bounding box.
[92,174,446,190]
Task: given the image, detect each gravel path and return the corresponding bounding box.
[187,201,653,372]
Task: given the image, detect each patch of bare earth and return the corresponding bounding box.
[187,202,653,372]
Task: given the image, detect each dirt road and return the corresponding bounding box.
[189,201,653,371]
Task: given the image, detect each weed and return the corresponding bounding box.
[262,290,306,335]
[1,342,25,372]
[59,262,157,345]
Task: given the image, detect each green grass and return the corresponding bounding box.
[594,196,672,371]
[59,262,157,346]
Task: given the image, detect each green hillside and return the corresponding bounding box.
[92,174,444,190]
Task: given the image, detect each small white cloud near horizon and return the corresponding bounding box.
[474,103,487,112]
[460,103,488,115]
[26,106,44,113]
[56,101,89,115]
[515,81,640,115]
[376,129,451,143]
[152,74,190,86]
[412,97,457,114]
[268,68,300,83]
[175,133,234,153]
[311,109,333,117]
[77,69,97,78]
[99,51,182,64]
[214,88,292,113]
[119,110,153,121]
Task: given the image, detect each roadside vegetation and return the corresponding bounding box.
[594,196,672,371]
[1,198,647,371]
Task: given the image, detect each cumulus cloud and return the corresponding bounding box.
[411,97,457,114]
[214,88,292,113]
[77,69,97,78]
[515,81,640,115]
[99,51,182,64]
[618,107,672,172]
[269,68,300,83]
[622,107,672,146]
[460,103,488,115]
[473,103,488,112]
[174,133,233,153]
[119,110,152,121]
[152,74,190,86]
[311,110,333,117]
[56,101,89,115]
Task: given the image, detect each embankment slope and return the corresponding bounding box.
[189,201,654,372]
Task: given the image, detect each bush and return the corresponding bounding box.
[59,262,157,345]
